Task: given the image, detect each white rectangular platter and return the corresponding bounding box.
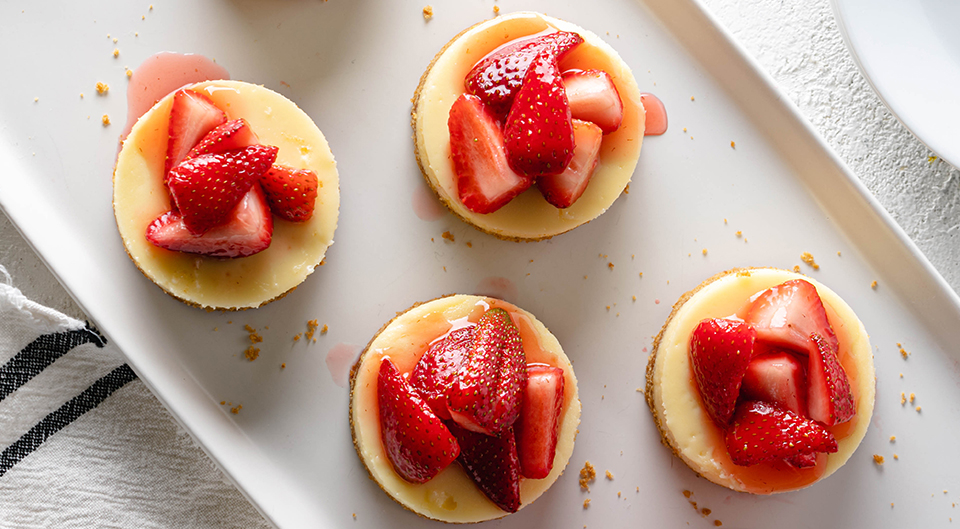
[2,0,960,527]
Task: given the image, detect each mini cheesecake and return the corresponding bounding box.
[114,80,339,310]
[645,268,875,494]
[412,12,644,241]
[350,295,580,523]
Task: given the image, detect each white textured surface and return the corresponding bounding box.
[0,0,957,525]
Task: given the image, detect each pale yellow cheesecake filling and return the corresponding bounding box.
[414,12,644,240]
[113,80,339,309]
[350,295,580,523]
[649,269,875,494]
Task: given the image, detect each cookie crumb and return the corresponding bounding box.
[916,406,922,412]
[422,5,433,19]
[701,248,707,256]
[101,114,111,126]
[230,404,242,414]
[894,454,899,460]
[793,265,801,273]
[901,392,906,405]
[441,230,455,242]
[220,401,226,405]
[714,521,723,527]
[899,343,910,359]
[293,333,301,342]
[608,262,614,270]
[605,470,614,480]
[910,393,915,403]
[306,319,319,340]
[579,461,596,490]
[682,490,692,498]
[126,68,133,78]
[321,324,329,335]
[874,454,884,465]
[632,295,637,301]
[690,96,695,101]
[96,81,109,94]
[113,48,120,58]
[800,252,820,270]
[735,230,742,238]
[466,241,473,248]
[890,436,896,442]
[281,363,286,369]
[871,280,878,289]
[837,251,842,256]
[583,499,591,509]
[730,141,735,149]
[493,5,500,14]
[244,346,260,361]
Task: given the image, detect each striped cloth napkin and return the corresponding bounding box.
[0,266,269,528]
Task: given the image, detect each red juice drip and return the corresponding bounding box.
[641,93,667,136]
[326,343,361,388]
[412,184,446,221]
[122,52,231,142]
[475,276,518,303]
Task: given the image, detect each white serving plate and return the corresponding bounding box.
[833,0,960,168]
[2,0,960,527]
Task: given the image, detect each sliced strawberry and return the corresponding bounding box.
[465,31,584,115]
[690,318,757,426]
[807,332,856,426]
[562,69,623,134]
[740,351,808,416]
[536,119,602,208]
[447,422,521,513]
[410,326,475,420]
[514,364,564,479]
[145,184,273,258]
[186,118,260,159]
[784,453,819,469]
[259,165,320,222]
[447,308,527,435]
[504,51,575,177]
[165,89,227,179]
[167,145,278,235]
[745,279,838,357]
[725,400,838,466]
[377,357,460,484]
[449,94,532,214]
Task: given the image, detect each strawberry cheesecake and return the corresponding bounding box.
[645,268,875,494]
[412,12,644,241]
[113,80,339,310]
[349,295,580,522]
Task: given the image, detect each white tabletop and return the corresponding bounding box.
[1,0,957,525]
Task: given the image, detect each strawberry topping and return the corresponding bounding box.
[447,422,521,513]
[504,50,575,177]
[260,165,320,222]
[514,364,565,480]
[145,184,273,258]
[165,89,227,180]
[745,279,839,357]
[377,357,460,484]
[725,400,838,467]
[465,31,583,116]
[449,94,532,214]
[186,118,260,159]
[167,145,278,235]
[536,119,603,208]
[562,69,623,134]
[447,308,527,436]
[740,351,808,416]
[807,332,855,425]
[410,326,474,420]
[689,318,757,426]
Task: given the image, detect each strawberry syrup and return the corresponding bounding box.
[640,93,667,136]
[412,184,447,221]
[122,52,230,142]
[326,343,361,388]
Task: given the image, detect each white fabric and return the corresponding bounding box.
[0,266,270,528]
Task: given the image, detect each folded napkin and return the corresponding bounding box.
[0,266,269,528]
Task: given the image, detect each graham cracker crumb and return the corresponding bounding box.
[113,48,119,58]
[714,521,723,527]
[605,470,614,480]
[244,346,260,361]
[800,251,820,270]
[871,280,878,289]
[230,404,242,414]
[579,461,596,490]
[220,401,226,405]
[321,324,329,335]
[293,333,301,342]
[126,68,133,78]
[702,248,708,256]
[281,363,286,369]
[422,5,433,19]
[910,393,915,403]
[702,508,712,516]
[306,319,319,340]
[493,5,500,13]
[466,241,473,248]
[690,96,695,101]
[735,230,742,237]
[838,251,842,256]
[899,343,910,359]
[101,114,110,126]
[608,262,614,270]
[890,436,896,442]
[583,499,590,509]
[683,490,692,498]
[618,491,622,498]
[624,183,630,194]
[441,230,455,242]
[793,265,802,273]
[916,406,922,412]
[874,454,884,465]
[632,295,637,301]
[901,392,907,405]
[893,454,899,460]
[730,141,735,149]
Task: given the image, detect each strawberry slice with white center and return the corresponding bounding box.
[465,31,584,115]
[562,69,623,134]
[259,165,320,222]
[186,118,260,159]
[725,400,838,467]
[145,184,273,258]
[410,326,474,420]
[690,318,757,426]
[536,119,603,209]
[504,50,575,177]
[377,357,460,484]
[808,332,855,425]
[447,308,527,436]
[744,279,838,357]
[447,422,521,513]
[514,364,565,479]
[740,351,808,416]
[167,145,278,235]
[449,94,532,214]
[165,89,227,180]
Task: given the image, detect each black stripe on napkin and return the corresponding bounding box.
[0,327,107,402]
[0,364,138,477]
